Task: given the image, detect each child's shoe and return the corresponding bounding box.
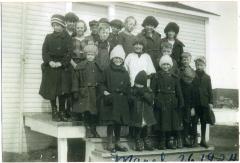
[167,137,176,149]
[135,138,144,151]
[183,136,192,147]
[115,142,128,152]
[51,106,61,122]
[200,139,209,148]
[91,126,100,138]
[191,136,198,147]
[59,111,68,122]
[143,137,154,151]
[158,139,166,150]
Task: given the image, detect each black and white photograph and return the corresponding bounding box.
[1,1,239,162]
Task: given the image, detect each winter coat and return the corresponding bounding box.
[137,29,162,70]
[129,87,156,127]
[179,65,195,123]
[161,37,185,67]
[124,52,156,87]
[192,71,213,108]
[118,31,137,55]
[71,60,103,114]
[39,30,72,100]
[99,62,131,125]
[96,40,110,70]
[151,71,184,132]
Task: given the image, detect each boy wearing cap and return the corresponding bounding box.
[191,56,213,148]
[162,22,185,67]
[39,14,72,122]
[151,55,184,150]
[99,45,130,152]
[179,52,196,147]
[118,16,137,55]
[65,12,79,37]
[71,44,102,138]
[109,19,124,52]
[129,70,156,151]
[137,16,162,70]
[85,20,99,45]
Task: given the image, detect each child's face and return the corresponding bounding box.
[111,26,121,35]
[162,48,172,56]
[52,23,64,33]
[144,25,154,33]
[112,57,123,66]
[182,57,191,67]
[66,21,76,31]
[134,44,143,53]
[99,28,110,41]
[195,61,205,71]
[86,53,96,62]
[76,22,85,36]
[161,63,171,72]
[167,30,176,39]
[90,25,99,35]
[125,18,136,32]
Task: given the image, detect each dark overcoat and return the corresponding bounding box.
[99,63,131,125]
[129,87,157,128]
[161,37,184,67]
[151,71,184,132]
[137,29,162,69]
[96,40,110,70]
[108,33,120,52]
[71,60,103,114]
[39,31,72,100]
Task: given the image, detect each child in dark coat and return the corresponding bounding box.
[191,56,213,148]
[161,22,185,67]
[100,45,130,152]
[85,20,99,45]
[179,52,196,147]
[71,45,102,138]
[129,71,156,151]
[39,14,72,122]
[109,19,124,52]
[151,55,184,150]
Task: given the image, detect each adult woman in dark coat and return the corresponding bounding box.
[161,22,185,67]
[39,14,72,121]
[137,16,162,70]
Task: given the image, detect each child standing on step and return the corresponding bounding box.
[151,55,184,150]
[99,45,130,152]
[71,44,102,138]
[118,16,137,55]
[129,71,156,151]
[191,56,213,148]
[39,14,72,122]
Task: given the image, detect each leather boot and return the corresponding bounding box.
[52,106,60,122]
[135,138,144,151]
[167,137,176,149]
[106,133,116,153]
[143,137,154,151]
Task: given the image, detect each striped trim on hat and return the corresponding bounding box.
[51,17,65,27]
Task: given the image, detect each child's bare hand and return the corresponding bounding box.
[49,61,56,68]
[191,108,195,116]
[104,91,110,96]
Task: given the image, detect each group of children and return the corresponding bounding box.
[39,12,213,152]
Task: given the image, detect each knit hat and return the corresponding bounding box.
[65,12,79,22]
[110,19,124,29]
[89,20,99,27]
[84,45,98,55]
[51,14,65,27]
[161,41,173,50]
[135,70,147,87]
[164,22,180,34]
[142,16,159,28]
[194,56,206,64]
[159,55,173,67]
[182,52,192,58]
[110,45,126,61]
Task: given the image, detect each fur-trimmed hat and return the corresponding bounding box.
[194,56,206,64]
[182,52,192,58]
[89,20,99,27]
[84,44,98,55]
[161,41,173,50]
[135,70,147,87]
[164,22,180,34]
[110,19,124,29]
[65,12,79,22]
[51,14,65,27]
[142,16,159,28]
[159,55,173,67]
[110,45,126,61]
